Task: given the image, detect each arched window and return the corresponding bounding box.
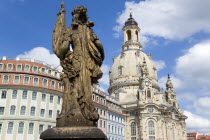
[57,110,60,117]
[41,67,45,74]
[7,64,13,71]
[118,66,123,76]
[43,79,48,87]
[32,91,37,100]
[39,125,44,134]
[18,122,24,134]
[7,122,14,134]
[10,105,16,115]
[131,122,136,136]
[12,90,17,99]
[20,106,26,115]
[148,120,155,135]
[135,31,138,41]
[3,75,9,83]
[126,30,131,41]
[51,81,55,88]
[22,90,27,99]
[30,107,36,116]
[147,90,151,98]
[28,123,34,134]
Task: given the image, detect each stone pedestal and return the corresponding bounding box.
[40,126,108,140]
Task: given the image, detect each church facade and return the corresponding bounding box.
[108,14,187,140]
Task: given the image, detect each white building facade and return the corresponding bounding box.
[108,14,187,140]
[0,57,63,140]
[0,58,124,140]
[106,96,125,140]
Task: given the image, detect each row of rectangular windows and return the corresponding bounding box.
[108,125,123,135]
[93,94,122,113]
[0,106,60,118]
[1,90,61,104]
[108,114,124,123]
[0,63,59,77]
[92,94,106,105]
[2,75,62,90]
[0,122,52,135]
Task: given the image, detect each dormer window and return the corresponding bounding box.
[17,64,22,71]
[48,70,52,75]
[118,66,123,76]
[24,65,30,72]
[41,68,45,74]
[0,63,3,70]
[7,64,13,71]
[33,66,38,73]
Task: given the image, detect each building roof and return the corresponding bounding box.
[124,13,138,27]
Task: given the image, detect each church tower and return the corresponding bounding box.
[108,14,187,140]
[122,13,141,51]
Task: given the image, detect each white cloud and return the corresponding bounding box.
[177,93,197,102]
[194,97,210,115]
[99,64,110,86]
[17,47,61,70]
[153,60,166,71]
[114,0,210,42]
[185,111,210,132]
[175,40,210,89]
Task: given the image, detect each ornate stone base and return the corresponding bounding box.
[40,126,108,140]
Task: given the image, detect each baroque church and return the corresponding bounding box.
[108,13,187,140]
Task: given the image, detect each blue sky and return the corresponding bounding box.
[1,0,210,134]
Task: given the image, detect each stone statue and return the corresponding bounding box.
[53,3,104,126]
[40,3,107,140]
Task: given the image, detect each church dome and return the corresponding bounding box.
[109,49,159,93]
[124,14,138,27]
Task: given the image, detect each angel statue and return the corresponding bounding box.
[53,3,104,127]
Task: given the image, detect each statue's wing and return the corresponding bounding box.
[52,2,67,57]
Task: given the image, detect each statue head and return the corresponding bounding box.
[72,6,88,24]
